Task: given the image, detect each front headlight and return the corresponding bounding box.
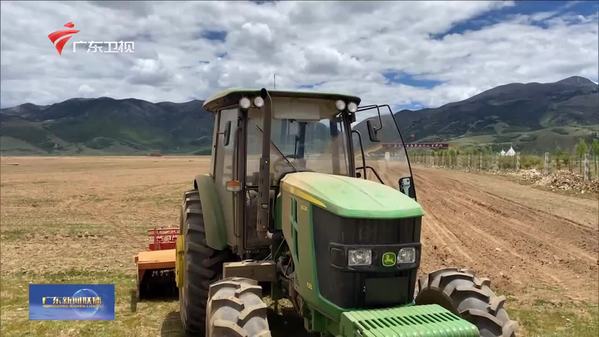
[397,247,416,264]
[348,248,372,266]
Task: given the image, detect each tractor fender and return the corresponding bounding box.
[193,174,227,250]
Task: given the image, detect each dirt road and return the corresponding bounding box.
[409,166,598,305]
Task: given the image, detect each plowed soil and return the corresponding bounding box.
[410,167,598,305]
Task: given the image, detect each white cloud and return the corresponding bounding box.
[0,1,597,109]
[77,84,95,96]
[129,58,170,85]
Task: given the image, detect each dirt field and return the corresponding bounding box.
[1,156,597,337]
[411,167,598,303]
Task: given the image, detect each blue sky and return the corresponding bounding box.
[437,1,599,38]
[1,1,597,109]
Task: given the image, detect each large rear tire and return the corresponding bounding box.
[206,277,271,337]
[415,268,517,337]
[179,190,230,337]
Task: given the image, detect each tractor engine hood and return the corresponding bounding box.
[279,171,424,310]
[280,172,423,219]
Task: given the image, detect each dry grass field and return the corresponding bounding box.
[1,156,597,337]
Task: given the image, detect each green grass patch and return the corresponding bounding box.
[0,222,114,240]
[511,303,598,337]
[0,229,29,240]
[551,127,570,135]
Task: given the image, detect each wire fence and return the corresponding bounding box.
[405,150,598,181]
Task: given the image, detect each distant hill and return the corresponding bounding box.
[0,98,213,155]
[1,76,597,155]
[357,76,598,153]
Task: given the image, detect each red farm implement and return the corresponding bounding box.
[134,228,179,299]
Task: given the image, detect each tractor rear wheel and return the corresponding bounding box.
[415,268,517,337]
[206,277,271,337]
[179,189,230,336]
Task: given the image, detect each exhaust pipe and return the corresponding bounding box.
[257,88,272,239]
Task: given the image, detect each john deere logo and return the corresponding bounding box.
[382,252,396,267]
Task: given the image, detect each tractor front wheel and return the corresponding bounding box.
[206,277,271,337]
[415,268,517,337]
[179,189,230,336]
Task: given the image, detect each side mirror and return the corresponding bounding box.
[398,176,416,199]
[367,120,380,142]
[223,120,232,146]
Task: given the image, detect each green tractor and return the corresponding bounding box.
[174,88,517,337]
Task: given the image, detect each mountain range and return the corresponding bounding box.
[1,76,597,155]
[358,76,598,153]
[1,98,213,155]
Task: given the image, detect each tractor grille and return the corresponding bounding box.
[312,207,421,308]
[340,304,479,337]
[354,311,459,330]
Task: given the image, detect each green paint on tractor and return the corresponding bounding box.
[281,172,424,218]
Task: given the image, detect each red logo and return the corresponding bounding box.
[48,22,79,55]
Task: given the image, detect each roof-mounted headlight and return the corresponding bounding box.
[347,102,358,113]
[239,97,251,109]
[253,96,264,108]
[335,99,346,111]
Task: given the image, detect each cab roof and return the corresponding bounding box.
[202,88,361,113]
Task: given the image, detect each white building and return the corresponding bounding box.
[499,146,516,157]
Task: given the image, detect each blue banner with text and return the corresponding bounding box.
[29,284,115,320]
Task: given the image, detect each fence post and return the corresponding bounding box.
[568,155,573,173]
[583,154,590,181]
[493,154,499,171]
[516,153,520,171]
[468,154,472,171]
[479,153,482,171]
[544,152,550,175]
[384,151,390,172]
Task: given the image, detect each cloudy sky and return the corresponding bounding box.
[0,1,597,109]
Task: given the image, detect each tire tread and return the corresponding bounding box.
[179,189,230,336]
[207,277,271,337]
[416,268,518,337]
